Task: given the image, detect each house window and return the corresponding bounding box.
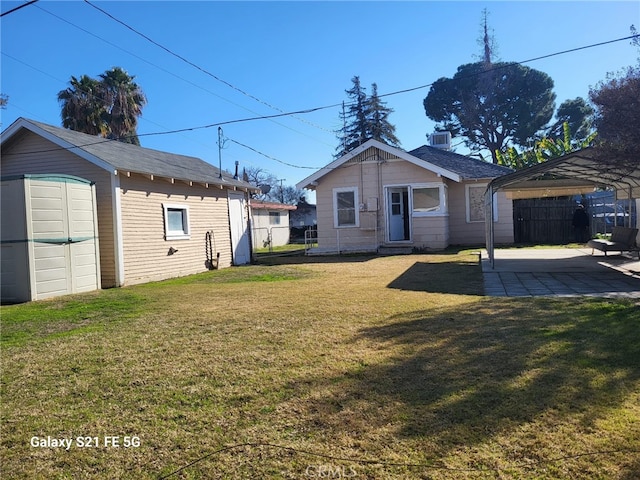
[333,187,359,227]
[162,203,191,240]
[411,184,446,216]
[413,187,441,213]
[269,211,281,225]
[466,184,497,222]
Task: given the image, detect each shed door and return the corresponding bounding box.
[29,179,100,299]
[228,192,251,265]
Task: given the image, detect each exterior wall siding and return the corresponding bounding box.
[251,209,291,248]
[1,130,117,287]
[448,181,514,245]
[312,149,515,252]
[118,173,233,285]
[315,157,449,251]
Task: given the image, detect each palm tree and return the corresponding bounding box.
[57,75,106,137]
[98,67,146,145]
[57,67,146,145]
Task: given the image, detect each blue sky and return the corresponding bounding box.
[2,1,638,201]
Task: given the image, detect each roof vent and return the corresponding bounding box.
[428,132,452,150]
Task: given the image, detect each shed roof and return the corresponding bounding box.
[1,117,259,192]
[250,200,297,211]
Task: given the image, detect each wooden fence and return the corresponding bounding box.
[513,198,577,244]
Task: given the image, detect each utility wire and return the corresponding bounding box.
[378,33,640,99]
[26,2,334,147]
[4,34,637,168]
[226,137,321,170]
[0,0,39,17]
[82,0,333,135]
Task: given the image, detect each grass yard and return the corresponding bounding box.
[1,252,639,479]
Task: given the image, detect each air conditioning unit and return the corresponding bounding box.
[429,131,452,150]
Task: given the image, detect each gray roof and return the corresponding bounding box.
[408,145,514,180]
[3,118,257,191]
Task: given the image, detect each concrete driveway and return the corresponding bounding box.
[482,248,640,298]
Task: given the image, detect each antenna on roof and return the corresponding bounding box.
[217,127,224,179]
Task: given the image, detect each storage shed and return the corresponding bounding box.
[1,174,101,303]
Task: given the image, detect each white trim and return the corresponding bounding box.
[296,139,461,190]
[162,203,191,240]
[384,185,411,243]
[333,186,359,228]
[111,173,125,287]
[1,118,116,173]
[465,183,497,222]
[410,182,448,217]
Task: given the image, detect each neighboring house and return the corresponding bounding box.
[250,200,296,249]
[296,139,514,254]
[290,199,317,228]
[1,117,260,294]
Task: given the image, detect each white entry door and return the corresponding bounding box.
[228,192,251,265]
[387,187,410,242]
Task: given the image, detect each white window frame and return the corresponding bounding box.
[465,184,498,222]
[333,186,359,228]
[162,203,191,240]
[268,211,281,225]
[410,183,448,217]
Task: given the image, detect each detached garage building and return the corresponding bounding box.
[1,118,259,302]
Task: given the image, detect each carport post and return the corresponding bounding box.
[484,184,495,269]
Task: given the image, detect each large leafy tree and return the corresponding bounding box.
[589,64,640,168]
[548,97,594,144]
[244,166,304,205]
[336,76,400,158]
[57,67,146,145]
[423,61,556,164]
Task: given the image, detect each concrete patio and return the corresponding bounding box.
[482,248,640,298]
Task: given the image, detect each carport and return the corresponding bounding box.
[485,148,640,269]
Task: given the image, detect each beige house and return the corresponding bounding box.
[250,200,296,250]
[1,118,259,291]
[296,139,514,253]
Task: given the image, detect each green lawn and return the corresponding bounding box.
[1,252,639,479]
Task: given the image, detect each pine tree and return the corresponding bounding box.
[368,83,400,147]
[336,76,370,157]
[336,77,400,158]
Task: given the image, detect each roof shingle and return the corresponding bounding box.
[408,145,513,180]
[5,118,256,191]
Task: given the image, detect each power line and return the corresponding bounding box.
[378,33,640,99]
[26,2,334,148]
[4,33,637,168]
[82,0,333,135]
[0,0,39,17]
[226,137,321,170]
